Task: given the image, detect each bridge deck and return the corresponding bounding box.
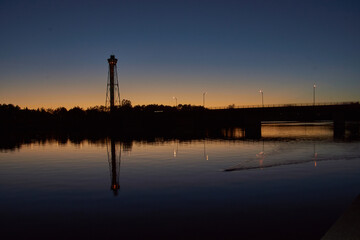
[209,101,359,110]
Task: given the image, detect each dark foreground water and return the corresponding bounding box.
[1,123,360,239]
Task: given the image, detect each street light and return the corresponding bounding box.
[313,84,316,105]
[203,92,207,108]
[259,90,264,107]
[172,96,177,107]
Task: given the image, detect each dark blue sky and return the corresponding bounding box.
[1,0,359,108]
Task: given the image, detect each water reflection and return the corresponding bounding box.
[106,138,121,195]
[1,122,359,152]
[224,140,360,172]
[313,143,318,167]
[0,123,359,177]
[173,140,178,158]
[1,123,360,240]
[256,140,265,169]
[203,139,209,161]
[221,128,245,139]
[261,122,334,139]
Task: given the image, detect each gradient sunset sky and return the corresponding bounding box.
[0,0,359,109]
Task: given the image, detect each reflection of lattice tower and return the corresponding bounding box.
[105,55,121,111]
[106,138,121,196]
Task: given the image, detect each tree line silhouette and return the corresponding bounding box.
[0,102,208,135]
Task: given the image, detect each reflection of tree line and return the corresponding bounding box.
[2,126,359,152]
[0,133,136,152]
[0,127,236,151]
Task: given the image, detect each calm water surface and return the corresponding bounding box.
[1,123,360,239]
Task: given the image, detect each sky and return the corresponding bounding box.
[0,0,359,109]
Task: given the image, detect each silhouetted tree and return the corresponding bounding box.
[121,99,132,108]
[54,107,68,115]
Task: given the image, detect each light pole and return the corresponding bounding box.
[259,90,264,107]
[173,96,177,107]
[313,84,316,105]
[203,92,207,108]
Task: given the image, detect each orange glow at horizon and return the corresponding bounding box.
[1,73,359,110]
[2,90,358,110]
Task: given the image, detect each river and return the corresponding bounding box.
[1,122,359,239]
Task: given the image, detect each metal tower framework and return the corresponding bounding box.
[105,55,121,111]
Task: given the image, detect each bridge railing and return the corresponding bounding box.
[208,101,359,110]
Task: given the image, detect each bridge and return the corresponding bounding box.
[204,101,360,138]
[209,101,359,110]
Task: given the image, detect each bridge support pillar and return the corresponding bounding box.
[333,113,345,139]
[244,119,261,139]
[348,122,360,138]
